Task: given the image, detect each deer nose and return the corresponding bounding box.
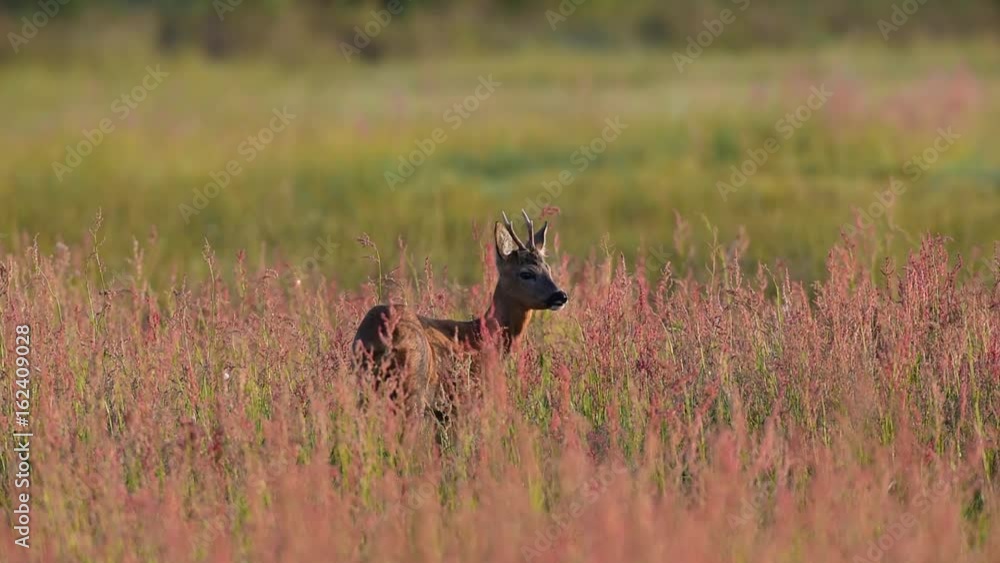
[546,290,569,310]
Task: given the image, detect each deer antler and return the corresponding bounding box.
[520,209,535,250]
[501,211,527,250]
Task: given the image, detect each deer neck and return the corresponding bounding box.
[475,287,532,352]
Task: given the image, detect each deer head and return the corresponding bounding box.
[493,210,569,311]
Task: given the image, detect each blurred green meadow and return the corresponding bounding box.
[2,41,999,286]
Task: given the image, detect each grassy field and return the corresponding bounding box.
[0,233,998,562]
[2,42,999,286]
[1,41,999,562]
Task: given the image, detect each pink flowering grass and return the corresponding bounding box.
[0,231,997,562]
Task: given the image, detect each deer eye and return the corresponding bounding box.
[518,271,536,280]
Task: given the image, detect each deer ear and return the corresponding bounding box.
[494,222,518,261]
[533,221,548,255]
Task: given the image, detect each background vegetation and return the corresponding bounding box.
[2,0,999,61]
[2,43,999,286]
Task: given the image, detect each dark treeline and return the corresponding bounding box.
[2,0,998,61]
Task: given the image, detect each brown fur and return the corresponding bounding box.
[353,212,568,417]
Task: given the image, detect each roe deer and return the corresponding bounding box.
[353,210,569,418]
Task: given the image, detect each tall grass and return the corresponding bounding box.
[0,229,997,562]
